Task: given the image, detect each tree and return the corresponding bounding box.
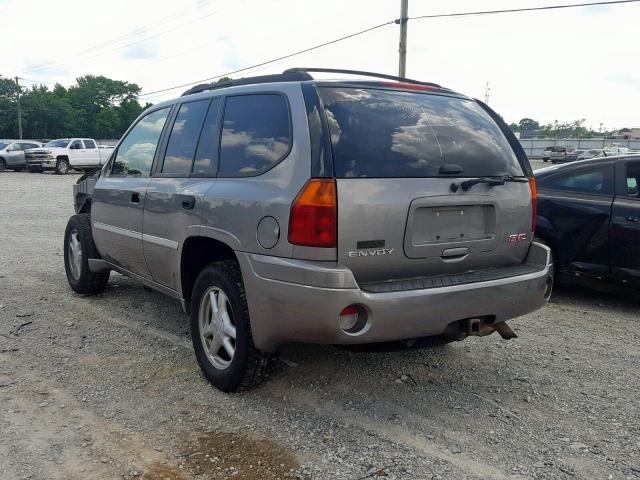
[0,74,147,139]
[518,118,540,132]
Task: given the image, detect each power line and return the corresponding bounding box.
[139,0,639,98]
[22,0,227,74]
[409,0,640,20]
[139,20,395,97]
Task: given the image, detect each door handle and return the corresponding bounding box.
[130,192,141,203]
[179,195,196,210]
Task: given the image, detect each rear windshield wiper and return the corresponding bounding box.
[451,175,529,192]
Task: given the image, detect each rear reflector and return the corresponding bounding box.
[529,177,537,232]
[288,179,337,248]
[339,305,359,331]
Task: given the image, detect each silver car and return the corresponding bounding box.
[63,68,552,391]
[0,140,43,171]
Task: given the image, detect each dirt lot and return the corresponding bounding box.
[1,171,639,480]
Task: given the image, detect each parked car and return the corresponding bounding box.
[577,149,607,160]
[0,140,43,171]
[605,145,631,156]
[62,68,552,392]
[535,155,640,287]
[549,146,575,163]
[542,146,554,162]
[25,138,114,174]
[564,149,587,162]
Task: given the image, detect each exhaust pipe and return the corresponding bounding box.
[462,318,518,340]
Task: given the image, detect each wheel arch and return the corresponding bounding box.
[180,234,238,313]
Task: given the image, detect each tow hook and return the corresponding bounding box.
[462,318,518,340]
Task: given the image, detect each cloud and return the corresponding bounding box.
[582,4,612,15]
[609,72,640,92]
[121,42,159,60]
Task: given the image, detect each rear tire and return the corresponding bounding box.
[64,214,110,294]
[55,158,69,175]
[190,261,272,392]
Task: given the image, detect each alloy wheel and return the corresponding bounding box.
[198,286,237,370]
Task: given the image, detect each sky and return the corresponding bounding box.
[1,0,639,130]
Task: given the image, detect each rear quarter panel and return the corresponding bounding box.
[196,83,320,259]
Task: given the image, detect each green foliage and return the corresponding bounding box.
[508,117,620,138]
[0,74,146,140]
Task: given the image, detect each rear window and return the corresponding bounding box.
[318,87,522,178]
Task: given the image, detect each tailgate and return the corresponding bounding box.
[337,179,532,283]
[317,85,533,284]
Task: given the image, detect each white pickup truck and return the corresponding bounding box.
[25,138,114,174]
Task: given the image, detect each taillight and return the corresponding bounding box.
[288,179,337,247]
[380,81,438,91]
[529,177,537,232]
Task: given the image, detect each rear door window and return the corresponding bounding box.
[193,98,220,174]
[624,162,640,198]
[83,139,96,149]
[318,87,522,178]
[218,94,291,176]
[539,165,613,195]
[162,99,209,175]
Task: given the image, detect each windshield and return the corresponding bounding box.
[0,142,10,150]
[318,87,522,178]
[45,139,70,148]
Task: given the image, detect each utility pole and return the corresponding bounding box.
[398,0,409,77]
[484,82,491,104]
[15,77,22,140]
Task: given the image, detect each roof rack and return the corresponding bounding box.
[181,67,441,96]
[181,71,313,96]
[282,67,441,88]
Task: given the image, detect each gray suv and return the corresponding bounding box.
[0,140,43,171]
[63,68,552,391]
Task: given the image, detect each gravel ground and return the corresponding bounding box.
[0,171,639,480]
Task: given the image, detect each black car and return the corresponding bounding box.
[535,155,640,287]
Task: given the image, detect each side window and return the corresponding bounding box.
[112,108,170,177]
[84,139,96,149]
[193,98,220,174]
[540,166,613,196]
[70,140,83,150]
[9,143,22,151]
[625,162,640,198]
[219,94,291,176]
[162,99,209,175]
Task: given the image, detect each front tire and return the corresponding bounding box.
[64,214,110,294]
[0,159,6,172]
[55,158,69,175]
[190,261,271,392]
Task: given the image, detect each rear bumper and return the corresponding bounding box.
[238,242,553,352]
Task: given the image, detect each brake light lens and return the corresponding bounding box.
[529,177,537,232]
[288,179,337,247]
[380,81,438,91]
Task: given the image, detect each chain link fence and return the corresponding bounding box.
[518,138,640,158]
